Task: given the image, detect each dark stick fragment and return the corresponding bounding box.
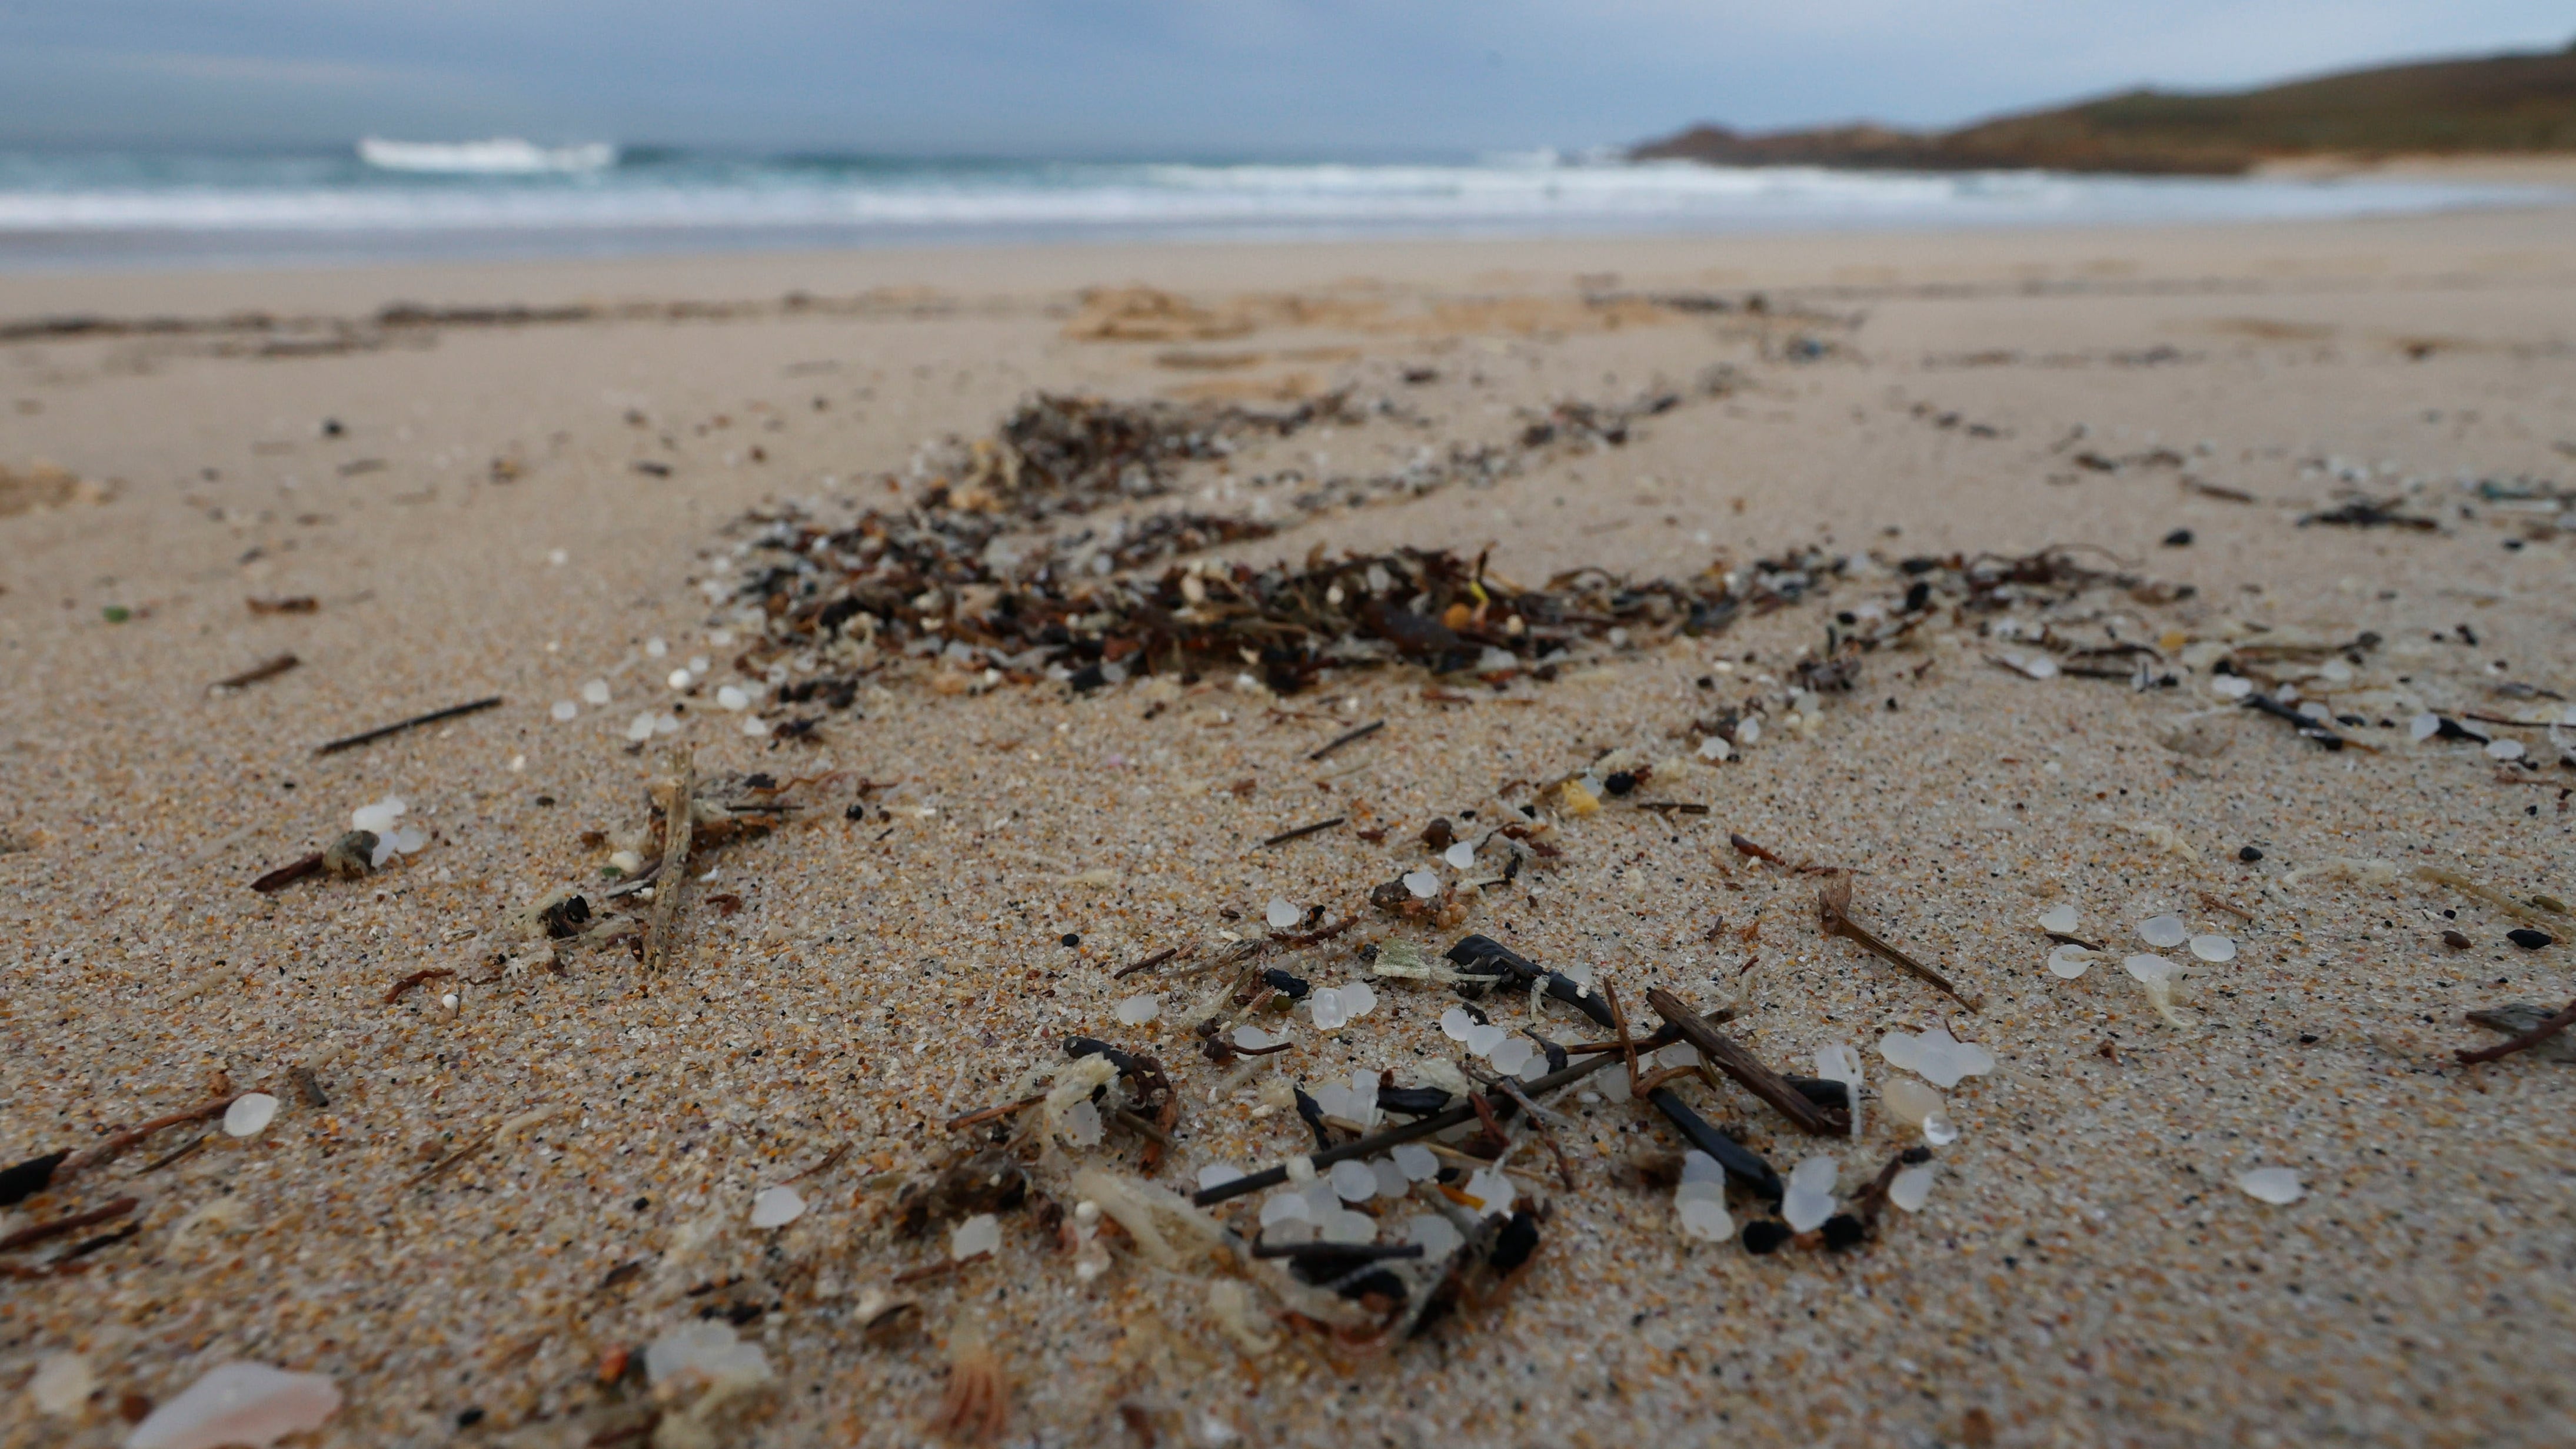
[1636,802,1710,816]
[249,853,326,894]
[139,1136,208,1174]
[0,1196,138,1253]
[212,652,299,690]
[1306,719,1384,761]
[314,694,502,755]
[1818,876,1982,1012]
[2457,996,2576,1066]
[1260,816,1344,848]
[1645,1089,1781,1201]
[2239,693,2368,752]
[1113,948,1179,980]
[1292,1088,1334,1151]
[1249,1240,1425,1262]
[1729,832,1786,865]
[52,1222,140,1264]
[1644,986,1851,1136]
[1840,1145,1935,1239]
[944,1095,1046,1131]
[383,968,457,1003]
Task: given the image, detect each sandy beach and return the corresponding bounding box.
[4,203,2574,1448]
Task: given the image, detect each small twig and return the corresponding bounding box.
[1260,816,1345,848]
[1273,915,1357,948]
[1645,986,1851,1136]
[249,853,326,893]
[314,695,502,755]
[2457,996,2576,1066]
[2196,890,2256,923]
[1249,1241,1425,1262]
[641,752,695,975]
[893,1250,990,1285]
[139,1135,209,1174]
[945,1096,1045,1131]
[1818,876,1982,1011]
[1113,948,1179,980]
[411,1131,494,1185]
[1729,832,1786,865]
[1635,802,1710,816]
[1307,719,1384,761]
[1601,980,1645,1099]
[60,1095,239,1180]
[781,1144,850,1184]
[0,1197,137,1253]
[383,967,457,1003]
[212,653,299,691]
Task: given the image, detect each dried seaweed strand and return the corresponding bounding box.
[0,1197,137,1253]
[1818,876,1982,1011]
[2413,866,2555,928]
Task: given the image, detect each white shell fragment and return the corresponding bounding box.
[2124,954,2195,1028]
[1440,1007,1475,1041]
[1443,840,1475,868]
[1264,898,1300,929]
[1232,1025,1282,1051]
[127,1362,342,1449]
[1392,1144,1440,1181]
[1196,1164,1244,1192]
[1460,1168,1514,1217]
[1876,1028,1995,1088]
[951,1212,1001,1259]
[1675,1149,1735,1241]
[2047,943,2095,979]
[1406,1213,1463,1259]
[1329,1159,1379,1202]
[2189,933,2238,962]
[1402,869,1440,899]
[1309,988,1348,1030]
[1880,1075,1944,1127]
[1815,1043,1862,1136]
[222,1093,279,1139]
[2236,1167,2306,1205]
[1114,994,1161,1025]
[1337,980,1377,1018]
[1782,1155,1839,1233]
[1887,1163,1937,1213]
[2138,913,2189,948]
[643,1321,771,1390]
[29,1352,93,1416]
[550,699,579,722]
[581,679,611,705]
[1489,1036,1536,1076]
[749,1186,807,1229]
[2038,904,2079,934]
[2485,739,2525,761]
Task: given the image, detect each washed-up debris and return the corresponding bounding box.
[2457,997,2576,1065]
[1308,719,1385,760]
[126,1362,341,1449]
[2464,1003,2576,1064]
[2235,1167,2306,1205]
[311,694,501,755]
[1818,877,1982,1010]
[2299,499,2438,531]
[210,653,298,692]
[641,753,696,975]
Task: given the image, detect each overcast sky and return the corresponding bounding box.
[1,1,2568,154]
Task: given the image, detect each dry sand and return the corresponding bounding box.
[3,206,2575,1448]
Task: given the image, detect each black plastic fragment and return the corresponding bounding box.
[0,1150,67,1207]
[1261,968,1312,999]
[1063,1036,1141,1074]
[1488,1211,1542,1274]
[1375,1085,1456,1118]
[1742,1219,1791,1254]
[1445,934,1615,1029]
[1292,1087,1333,1150]
[1646,1088,1782,1201]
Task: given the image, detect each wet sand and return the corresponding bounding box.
[3,206,2575,1448]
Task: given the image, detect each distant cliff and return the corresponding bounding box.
[1633,44,2576,175]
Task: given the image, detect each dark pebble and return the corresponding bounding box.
[1602,771,1638,797]
[2238,846,2263,862]
[1741,1220,1790,1255]
[457,1408,485,1428]
[1821,1214,1868,1251]
[2162,528,2194,547]
[1060,933,1081,948]
[2507,928,2556,950]
[2442,929,2474,950]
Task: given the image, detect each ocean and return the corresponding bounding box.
[0,144,2560,271]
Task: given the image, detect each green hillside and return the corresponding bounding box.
[1635,43,2576,174]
